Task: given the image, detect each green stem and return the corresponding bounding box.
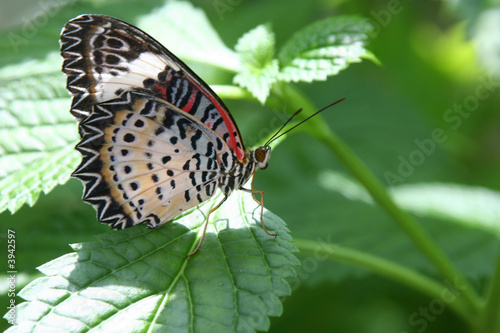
[269,83,482,318]
[212,85,253,100]
[294,238,473,323]
[479,244,500,331]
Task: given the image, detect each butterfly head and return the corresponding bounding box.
[253,146,272,170]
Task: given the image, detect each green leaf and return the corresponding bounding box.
[233,61,279,105]
[235,24,275,70]
[0,52,61,81]
[319,170,500,237]
[390,183,500,236]
[234,25,279,104]
[0,67,79,214]
[5,190,298,333]
[136,1,241,73]
[278,16,375,83]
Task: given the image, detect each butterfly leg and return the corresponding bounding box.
[241,187,277,238]
[187,195,228,257]
[248,172,262,205]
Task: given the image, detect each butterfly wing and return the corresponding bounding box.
[74,91,228,229]
[60,14,245,161]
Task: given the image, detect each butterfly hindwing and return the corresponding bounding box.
[73,91,229,229]
[61,14,245,160]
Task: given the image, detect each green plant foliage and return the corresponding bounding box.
[0,70,78,214]
[320,170,500,236]
[2,0,499,332]
[136,1,241,72]
[4,191,298,333]
[232,16,375,103]
[234,25,279,104]
[277,16,375,83]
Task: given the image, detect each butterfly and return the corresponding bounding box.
[60,14,276,255]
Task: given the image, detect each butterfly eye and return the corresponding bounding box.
[254,146,271,170]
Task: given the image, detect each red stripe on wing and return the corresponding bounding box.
[182,89,197,113]
[198,85,244,161]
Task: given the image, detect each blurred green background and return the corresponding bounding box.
[1,0,500,332]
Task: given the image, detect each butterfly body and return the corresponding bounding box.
[60,14,272,237]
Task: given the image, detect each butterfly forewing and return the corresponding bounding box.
[61,14,245,160]
[60,14,278,241]
[74,91,226,229]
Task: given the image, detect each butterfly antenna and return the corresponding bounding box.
[265,97,346,146]
[264,108,305,146]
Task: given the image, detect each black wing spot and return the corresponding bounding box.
[207,159,214,170]
[93,35,105,48]
[191,130,202,150]
[206,142,214,157]
[155,127,165,136]
[93,50,103,64]
[158,70,167,82]
[176,118,191,139]
[107,37,124,49]
[212,117,224,131]
[143,78,155,88]
[221,152,229,167]
[216,138,224,151]
[124,133,135,143]
[134,119,145,128]
[189,172,196,186]
[140,100,155,115]
[163,112,175,128]
[162,156,171,164]
[192,153,201,169]
[106,54,120,65]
